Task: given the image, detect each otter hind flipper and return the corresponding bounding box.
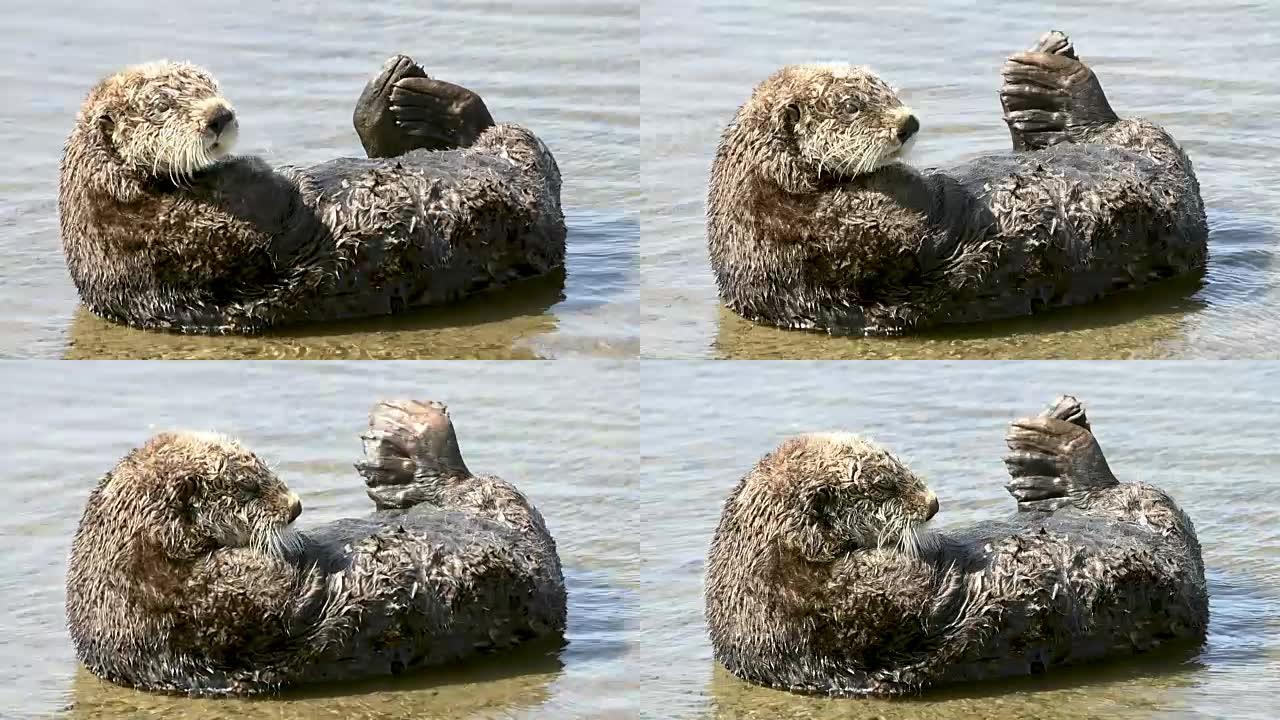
[1002,396,1119,512]
[353,54,495,157]
[388,76,495,151]
[355,399,472,510]
[353,55,428,158]
[999,31,1119,152]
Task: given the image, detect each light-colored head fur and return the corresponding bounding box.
[732,63,917,193]
[69,61,237,194]
[94,431,302,563]
[739,432,939,563]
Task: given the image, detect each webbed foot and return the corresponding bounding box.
[353,54,495,158]
[999,31,1119,151]
[1003,395,1119,512]
[355,400,473,510]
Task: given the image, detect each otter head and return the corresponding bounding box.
[96,432,302,562]
[751,433,939,563]
[69,61,238,197]
[740,64,917,192]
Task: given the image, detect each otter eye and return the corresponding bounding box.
[96,113,115,135]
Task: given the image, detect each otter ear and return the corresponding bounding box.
[151,473,216,559]
[790,485,852,562]
[157,473,199,529]
[95,112,116,144]
[806,486,840,529]
[771,102,801,136]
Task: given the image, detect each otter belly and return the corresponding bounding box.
[293,504,564,684]
[932,139,1208,327]
[281,147,565,327]
[930,510,1208,685]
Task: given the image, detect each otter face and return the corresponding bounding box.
[758,64,918,180]
[755,433,939,562]
[105,432,302,560]
[82,61,238,180]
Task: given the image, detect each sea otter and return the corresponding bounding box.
[65,400,567,696]
[707,31,1208,335]
[60,55,565,334]
[705,395,1208,696]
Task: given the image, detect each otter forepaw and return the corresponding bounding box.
[999,31,1118,151]
[355,400,472,510]
[1003,398,1118,512]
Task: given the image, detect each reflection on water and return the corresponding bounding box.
[0,0,638,359]
[64,640,565,720]
[640,0,1280,358]
[65,271,568,360]
[713,274,1207,360]
[707,648,1205,720]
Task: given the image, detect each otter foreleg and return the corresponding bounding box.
[999,31,1119,151]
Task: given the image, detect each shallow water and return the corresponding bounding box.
[0,361,639,719]
[640,0,1280,358]
[0,0,638,359]
[638,362,1280,719]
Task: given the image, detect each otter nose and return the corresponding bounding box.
[206,106,235,136]
[925,491,939,521]
[287,492,302,523]
[897,114,919,143]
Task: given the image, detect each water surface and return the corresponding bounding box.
[0,0,638,359]
[641,0,1280,358]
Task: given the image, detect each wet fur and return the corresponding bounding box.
[706,36,1208,335]
[59,61,565,334]
[65,402,566,696]
[704,398,1208,696]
